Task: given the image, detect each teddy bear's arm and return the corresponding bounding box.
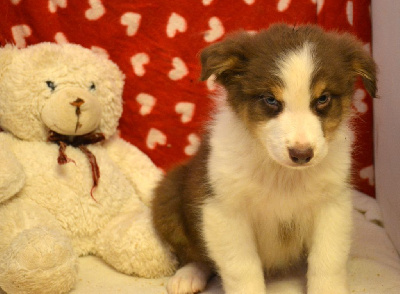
[104,134,163,206]
[0,136,26,202]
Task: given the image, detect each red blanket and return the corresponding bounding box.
[0,0,375,197]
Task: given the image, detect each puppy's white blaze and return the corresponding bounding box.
[259,43,328,167]
[277,42,315,110]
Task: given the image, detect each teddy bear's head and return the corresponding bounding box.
[0,43,125,141]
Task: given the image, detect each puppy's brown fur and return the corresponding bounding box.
[152,136,213,267]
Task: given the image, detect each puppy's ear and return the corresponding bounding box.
[200,33,249,83]
[341,35,377,98]
[353,51,377,98]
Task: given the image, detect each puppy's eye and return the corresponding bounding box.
[264,96,278,106]
[89,82,96,91]
[259,94,280,110]
[316,93,331,110]
[46,81,56,91]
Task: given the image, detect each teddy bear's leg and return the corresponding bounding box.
[95,204,178,279]
[0,200,78,294]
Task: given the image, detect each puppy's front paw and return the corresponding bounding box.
[167,262,212,294]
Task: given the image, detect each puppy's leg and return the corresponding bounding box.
[202,202,267,294]
[307,194,352,294]
[167,262,212,294]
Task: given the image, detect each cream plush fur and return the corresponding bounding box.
[0,43,177,294]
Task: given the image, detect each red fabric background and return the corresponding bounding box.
[0,0,375,197]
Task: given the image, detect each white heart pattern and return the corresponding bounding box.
[11,25,32,48]
[316,0,325,14]
[136,93,156,116]
[167,13,187,38]
[48,0,67,13]
[202,0,214,5]
[353,88,368,113]
[54,32,68,44]
[147,128,167,150]
[360,165,374,186]
[175,102,195,123]
[85,0,105,21]
[204,17,224,43]
[121,12,141,36]
[131,53,150,76]
[185,133,201,156]
[11,0,22,4]
[277,0,291,12]
[91,46,109,58]
[363,42,371,54]
[206,74,217,91]
[243,0,255,5]
[346,0,353,25]
[168,57,188,80]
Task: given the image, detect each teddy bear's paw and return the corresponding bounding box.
[0,145,25,203]
[97,211,178,278]
[0,227,78,294]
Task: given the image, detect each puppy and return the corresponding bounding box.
[152,24,376,294]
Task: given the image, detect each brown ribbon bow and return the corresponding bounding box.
[48,131,105,202]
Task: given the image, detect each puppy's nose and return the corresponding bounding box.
[288,146,314,164]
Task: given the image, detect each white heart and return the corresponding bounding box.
[166,13,187,38]
[202,0,213,5]
[11,25,32,48]
[346,0,354,25]
[277,0,291,11]
[243,0,255,4]
[146,128,167,150]
[121,12,141,36]
[175,102,195,123]
[91,46,109,58]
[168,57,188,80]
[206,74,217,91]
[314,0,325,14]
[85,0,105,21]
[54,32,68,44]
[363,42,371,54]
[360,165,374,186]
[48,0,67,13]
[185,133,200,156]
[136,93,156,116]
[353,88,368,113]
[11,0,22,4]
[204,17,224,43]
[131,53,150,76]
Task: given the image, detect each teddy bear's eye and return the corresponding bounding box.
[46,81,56,91]
[89,82,96,91]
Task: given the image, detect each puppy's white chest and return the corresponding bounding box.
[249,198,314,272]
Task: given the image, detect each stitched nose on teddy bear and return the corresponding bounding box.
[41,89,102,136]
[70,98,85,132]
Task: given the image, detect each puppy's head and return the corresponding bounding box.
[200,24,377,168]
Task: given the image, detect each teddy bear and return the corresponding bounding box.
[0,43,177,294]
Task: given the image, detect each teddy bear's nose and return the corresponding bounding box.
[70,98,85,108]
